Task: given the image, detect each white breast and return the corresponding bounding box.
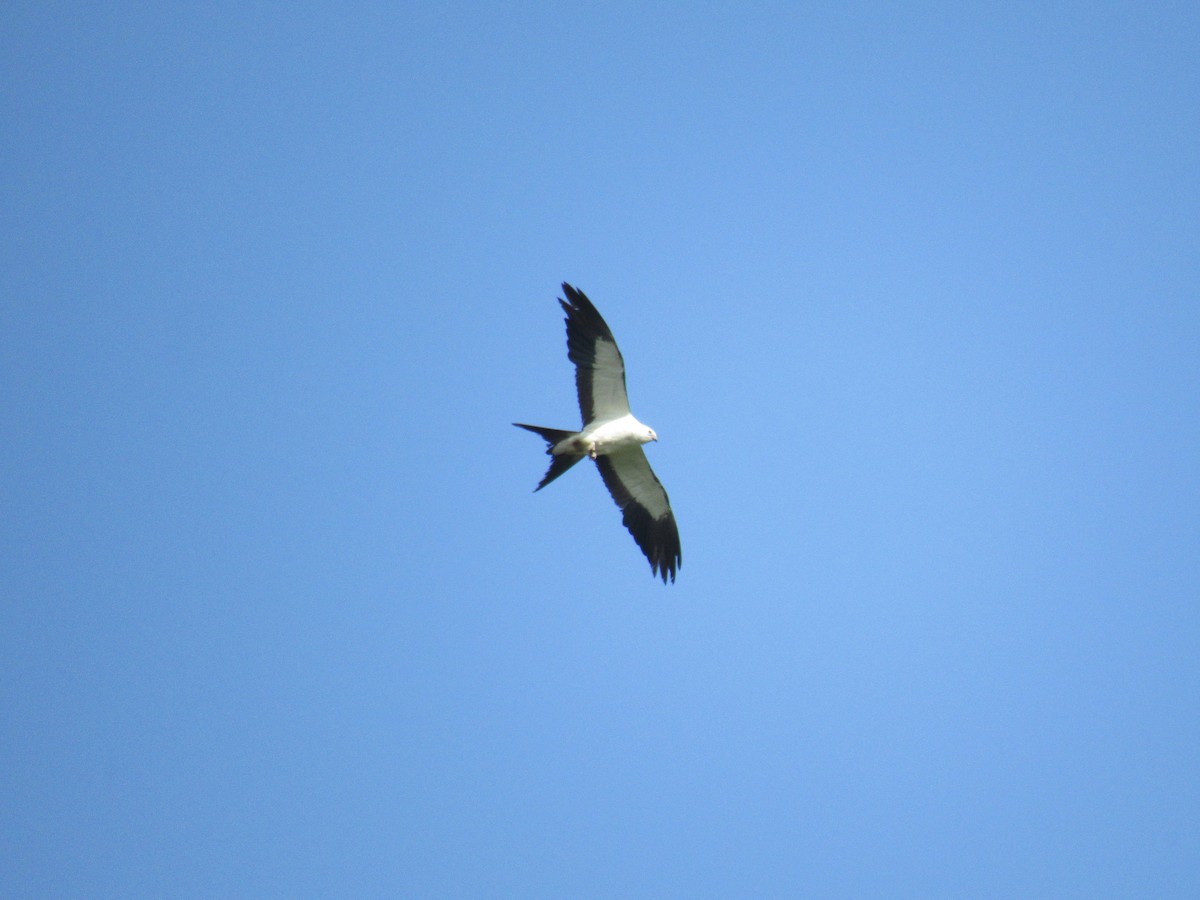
[584,414,652,455]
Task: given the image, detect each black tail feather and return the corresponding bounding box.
[512,423,575,447]
[513,423,585,491]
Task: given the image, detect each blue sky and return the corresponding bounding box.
[3,2,1198,896]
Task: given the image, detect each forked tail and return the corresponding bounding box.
[512,423,585,491]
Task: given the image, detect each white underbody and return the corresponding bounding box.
[552,414,657,459]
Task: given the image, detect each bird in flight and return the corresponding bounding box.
[515,283,681,583]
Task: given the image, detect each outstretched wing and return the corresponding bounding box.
[594,448,681,584]
[560,283,631,425]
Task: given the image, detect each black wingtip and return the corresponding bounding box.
[558,282,615,345]
[653,549,681,584]
[560,282,594,313]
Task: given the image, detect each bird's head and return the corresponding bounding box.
[645,427,658,443]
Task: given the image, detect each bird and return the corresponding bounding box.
[514,283,681,583]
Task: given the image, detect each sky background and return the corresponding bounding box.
[3,2,1198,896]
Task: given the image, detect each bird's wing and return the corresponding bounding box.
[560,283,631,424]
[594,447,681,583]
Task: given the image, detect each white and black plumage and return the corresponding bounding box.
[515,283,681,583]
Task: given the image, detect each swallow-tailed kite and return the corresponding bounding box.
[515,283,681,583]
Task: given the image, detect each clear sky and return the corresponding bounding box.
[3,2,1198,896]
